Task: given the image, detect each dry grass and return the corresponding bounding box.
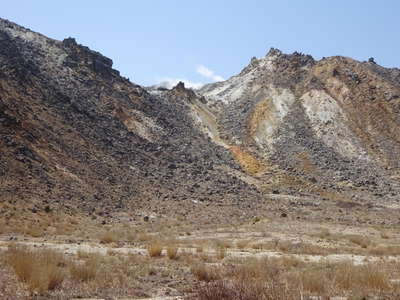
[332,262,390,290]
[276,240,328,255]
[5,245,65,293]
[196,244,204,254]
[192,279,299,300]
[192,256,395,299]
[69,254,99,282]
[192,257,298,299]
[24,226,43,238]
[369,244,400,256]
[236,239,251,249]
[315,227,331,239]
[347,234,371,248]
[167,245,179,260]
[147,241,163,257]
[137,232,151,242]
[99,230,124,244]
[213,239,232,249]
[297,268,328,293]
[216,246,227,260]
[191,263,220,282]
[99,230,118,244]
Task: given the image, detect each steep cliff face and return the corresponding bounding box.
[0,19,261,219]
[198,49,400,200]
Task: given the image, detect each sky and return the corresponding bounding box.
[2,1,400,87]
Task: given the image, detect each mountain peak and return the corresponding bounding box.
[265,47,283,58]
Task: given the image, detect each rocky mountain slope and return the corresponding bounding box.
[0,18,261,221]
[198,48,400,203]
[1,18,400,223]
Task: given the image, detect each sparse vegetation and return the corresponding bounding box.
[192,257,396,299]
[316,227,331,239]
[69,255,99,282]
[236,239,251,249]
[99,231,118,244]
[191,263,220,282]
[5,245,65,293]
[347,234,371,248]
[147,241,163,257]
[167,245,179,259]
[216,246,227,260]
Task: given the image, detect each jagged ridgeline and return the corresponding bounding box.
[1,18,400,219]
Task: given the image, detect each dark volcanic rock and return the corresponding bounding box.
[0,18,261,219]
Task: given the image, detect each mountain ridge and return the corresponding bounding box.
[1,18,400,225]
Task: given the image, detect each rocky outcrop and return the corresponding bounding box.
[62,37,120,78]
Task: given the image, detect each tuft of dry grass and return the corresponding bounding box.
[347,234,371,248]
[24,226,43,238]
[236,239,251,250]
[276,240,329,255]
[316,227,331,239]
[147,241,163,257]
[213,239,232,249]
[196,244,204,254]
[191,263,220,282]
[380,231,390,239]
[69,255,99,282]
[167,245,179,260]
[192,279,299,300]
[216,246,227,260]
[5,245,65,293]
[137,232,151,242]
[298,268,328,294]
[99,231,118,244]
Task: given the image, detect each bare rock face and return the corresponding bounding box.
[1,18,400,221]
[198,48,400,201]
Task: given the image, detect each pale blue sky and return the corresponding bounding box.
[3,1,400,87]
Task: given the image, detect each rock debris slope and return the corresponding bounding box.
[198,48,400,201]
[0,18,260,219]
[1,18,400,221]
